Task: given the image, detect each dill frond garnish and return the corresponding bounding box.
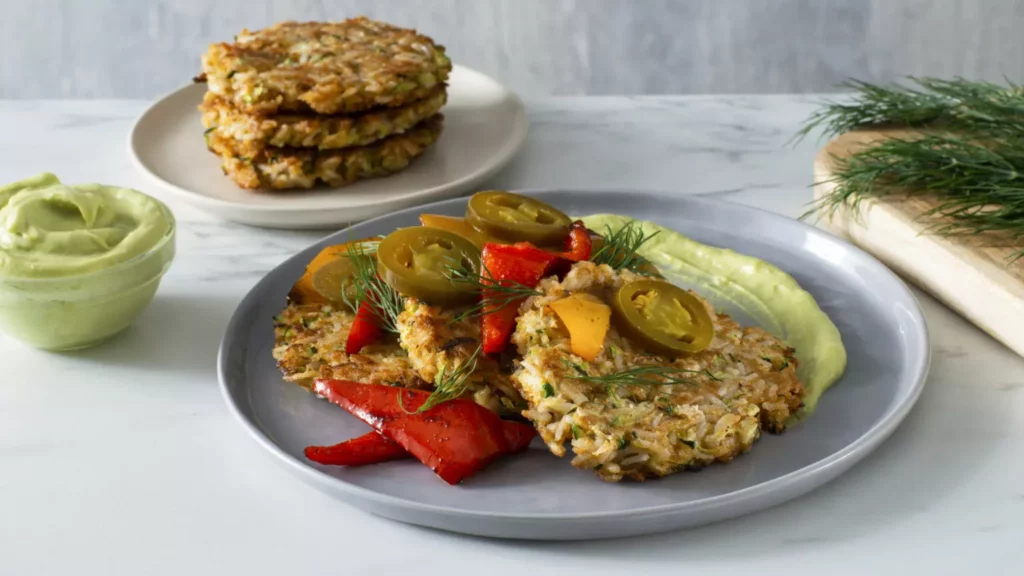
[590,220,659,273]
[342,240,404,333]
[444,263,542,323]
[564,362,719,388]
[414,344,483,412]
[807,133,1024,245]
[795,77,1024,143]
[798,77,1024,260]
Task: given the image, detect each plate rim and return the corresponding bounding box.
[217,188,931,523]
[126,63,529,215]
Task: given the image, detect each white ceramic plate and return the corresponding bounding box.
[217,190,931,540]
[127,65,528,228]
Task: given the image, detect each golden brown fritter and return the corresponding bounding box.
[396,298,525,415]
[200,87,447,156]
[206,115,443,190]
[272,302,428,390]
[200,18,451,115]
[510,261,805,482]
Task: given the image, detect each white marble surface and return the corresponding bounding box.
[1,96,1022,575]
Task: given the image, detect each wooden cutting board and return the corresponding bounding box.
[812,129,1024,358]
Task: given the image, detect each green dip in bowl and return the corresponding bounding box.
[0,173,176,350]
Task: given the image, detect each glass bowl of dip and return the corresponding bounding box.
[0,173,176,350]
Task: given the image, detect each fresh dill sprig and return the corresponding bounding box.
[444,263,542,323]
[414,344,483,412]
[343,241,404,333]
[807,132,1024,254]
[799,77,1024,260]
[590,221,659,273]
[564,361,720,388]
[795,76,1024,143]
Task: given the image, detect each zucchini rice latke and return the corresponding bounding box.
[200,18,452,115]
[200,87,448,156]
[511,261,805,482]
[206,115,443,190]
[272,302,429,392]
[397,298,526,417]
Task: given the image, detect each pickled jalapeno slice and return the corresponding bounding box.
[465,190,572,246]
[376,227,481,305]
[610,279,714,355]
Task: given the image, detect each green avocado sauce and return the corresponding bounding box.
[0,173,175,350]
[581,214,847,423]
[0,173,171,278]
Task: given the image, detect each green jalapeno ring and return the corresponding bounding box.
[376,226,481,305]
[610,279,714,356]
[466,190,572,246]
[311,255,368,310]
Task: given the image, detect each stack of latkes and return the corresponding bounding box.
[197,18,451,190]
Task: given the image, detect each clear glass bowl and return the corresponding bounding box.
[0,207,176,351]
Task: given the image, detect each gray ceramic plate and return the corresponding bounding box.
[217,190,930,540]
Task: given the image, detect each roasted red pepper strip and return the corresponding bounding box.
[306,421,537,467]
[480,242,562,354]
[501,421,538,454]
[344,300,383,354]
[483,242,561,283]
[304,432,409,466]
[558,220,593,262]
[312,380,510,484]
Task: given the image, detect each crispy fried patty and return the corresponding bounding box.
[272,302,428,390]
[207,114,443,190]
[200,87,447,156]
[396,299,526,416]
[201,18,451,115]
[510,261,805,482]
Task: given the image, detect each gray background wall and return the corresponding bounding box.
[3,0,1022,99]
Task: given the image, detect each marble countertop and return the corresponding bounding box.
[1,96,1021,575]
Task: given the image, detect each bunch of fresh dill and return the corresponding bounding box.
[798,77,1024,255]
